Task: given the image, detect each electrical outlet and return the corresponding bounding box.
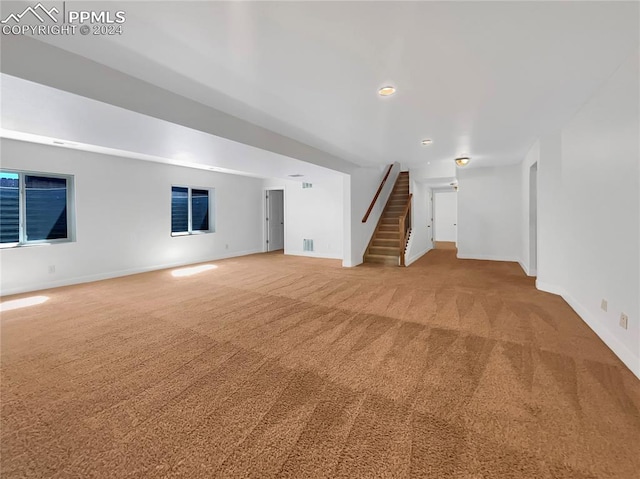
[48,265,56,274]
[619,313,628,330]
[601,299,608,312]
[225,244,229,250]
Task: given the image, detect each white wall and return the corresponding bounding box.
[434,191,458,242]
[457,165,522,262]
[410,161,457,182]
[405,179,432,266]
[534,50,639,376]
[0,139,264,295]
[263,177,344,260]
[344,162,401,267]
[536,132,568,291]
[520,141,540,275]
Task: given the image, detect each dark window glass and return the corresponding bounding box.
[25,175,67,241]
[191,189,209,231]
[171,186,188,233]
[0,172,19,243]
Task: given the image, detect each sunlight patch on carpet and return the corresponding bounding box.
[0,295,49,312]
[171,264,218,277]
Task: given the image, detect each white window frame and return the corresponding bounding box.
[171,186,214,236]
[0,169,75,248]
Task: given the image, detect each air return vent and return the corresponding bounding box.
[302,182,313,189]
[303,239,314,252]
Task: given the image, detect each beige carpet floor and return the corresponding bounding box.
[1,250,639,478]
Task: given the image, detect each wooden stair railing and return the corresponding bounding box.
[362,164,393,223]
[363,171,410,266]
[399,193,413,266]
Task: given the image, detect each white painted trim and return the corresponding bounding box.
[0,249,262,297]
[456,253,520,263]
[342,257,360,267]
[535,280,566,296]
[517,260,537,277]
[535,281,640,379]
[564,292,640,379]
[406,246,432,266]
[518,260,530,276]
[285,250,342,260]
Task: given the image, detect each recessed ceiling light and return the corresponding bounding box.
[455,157,471,167]
[378,86,396,97]
[421,139,433,146]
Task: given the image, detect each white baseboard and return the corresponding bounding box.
[406,246,432,266]
[518,259,538,277]
[457,253,520,263]
[518,260,529,276]
[535,280,566,296]
[342,257,362,268]
[535,281,640,379]
[0,248,262,297]
[284,250,342,260]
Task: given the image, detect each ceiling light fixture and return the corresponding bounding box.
[455,157,471,167]
[421,139,433,146]
[378,86,396,97]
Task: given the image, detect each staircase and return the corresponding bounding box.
[364,171,410,265]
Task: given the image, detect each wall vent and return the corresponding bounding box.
[302,182,313,189]
[303,239,314,252]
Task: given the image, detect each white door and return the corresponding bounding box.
[434,191,457,242]
[267,190,284,251]
[428,192,435,247]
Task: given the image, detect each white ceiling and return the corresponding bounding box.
[1,73,347,184]
[8,1,640,169]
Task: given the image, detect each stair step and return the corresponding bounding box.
[364,254,399,266]
[373,238,399,247]
[377,233,400,241]
[381,217,399,224]
[369,246,399,255]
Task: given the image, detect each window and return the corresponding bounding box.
[0,170,73,247]
[171,186,213,235]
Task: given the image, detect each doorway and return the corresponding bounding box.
[266,189,284,252]
[433,190,458,249]
[529,163,538,275]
